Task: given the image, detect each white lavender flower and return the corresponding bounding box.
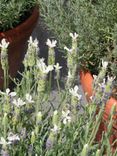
[102,76,115,101]
[69,85,82,100]
[28,36,38,48]
[45,65,54,73]
[0,88,16,97]
[23,36,39,68]
[102,60,108,69]
[90,96,93,101]
[107,76,115,82]
[0,39,9,50]
[7,133,20,143]
[62,110,71,125]
[64,46,73,53]
[37,58,46,71]
[51,125,61,134]
[37,58,54,74]
[92,76,115,105]
[93,75,97,81]
[69,32,79,40]
[46,39,57,48]
[13,98,26,107]
[25,93,34,103]
[98,78,106,92]
[67,70,73,79]
[54,63,62,71]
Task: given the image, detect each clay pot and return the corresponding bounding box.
[80,70,117,150]
[0,7,39,89]
[80,70,93,101]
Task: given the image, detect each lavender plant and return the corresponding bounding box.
[0,39,9,90]
[0,36,116,156]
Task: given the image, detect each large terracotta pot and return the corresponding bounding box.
[80,70,117,150]
[0,7,39,89]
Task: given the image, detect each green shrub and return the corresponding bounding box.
[40,0,117,75]
[0,0,39,31]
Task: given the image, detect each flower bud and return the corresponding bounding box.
[37,79,46,93]
[46,39,56,65]
[52,110,59,125]
[46,133,54,150]
[0,39,9,71]
[31,131,35,145]
[81,144,89,156]
[2,113,7,127]
[96,149,101,156]
[36,112,42,124]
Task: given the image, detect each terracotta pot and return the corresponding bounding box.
[0,7,39,89]
[80,70,117,150]
[80,70,93,101]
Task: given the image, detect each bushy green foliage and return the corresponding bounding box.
[0,0,38,31]
[40,0,117,75]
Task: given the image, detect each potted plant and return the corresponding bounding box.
[0,0,39,89]
[40,0,117,97]
[40,0,117,150]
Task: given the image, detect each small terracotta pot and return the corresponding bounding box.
[0,7,39,89]
[80,70,93,101]
[80,70,117,150]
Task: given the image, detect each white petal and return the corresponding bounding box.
[63,119,67,125]
[53,110,58,115]
[93,75,97,80]
[46,39,57,48]
[74,85,79,92]
[0,39,9,49]
[69,32,78,40]
[64,46,72,53]
[6,88,10,95]
[102,60,108,68]
[10,92,16,97]
[54,63,62,71]
[0,137,6,144]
